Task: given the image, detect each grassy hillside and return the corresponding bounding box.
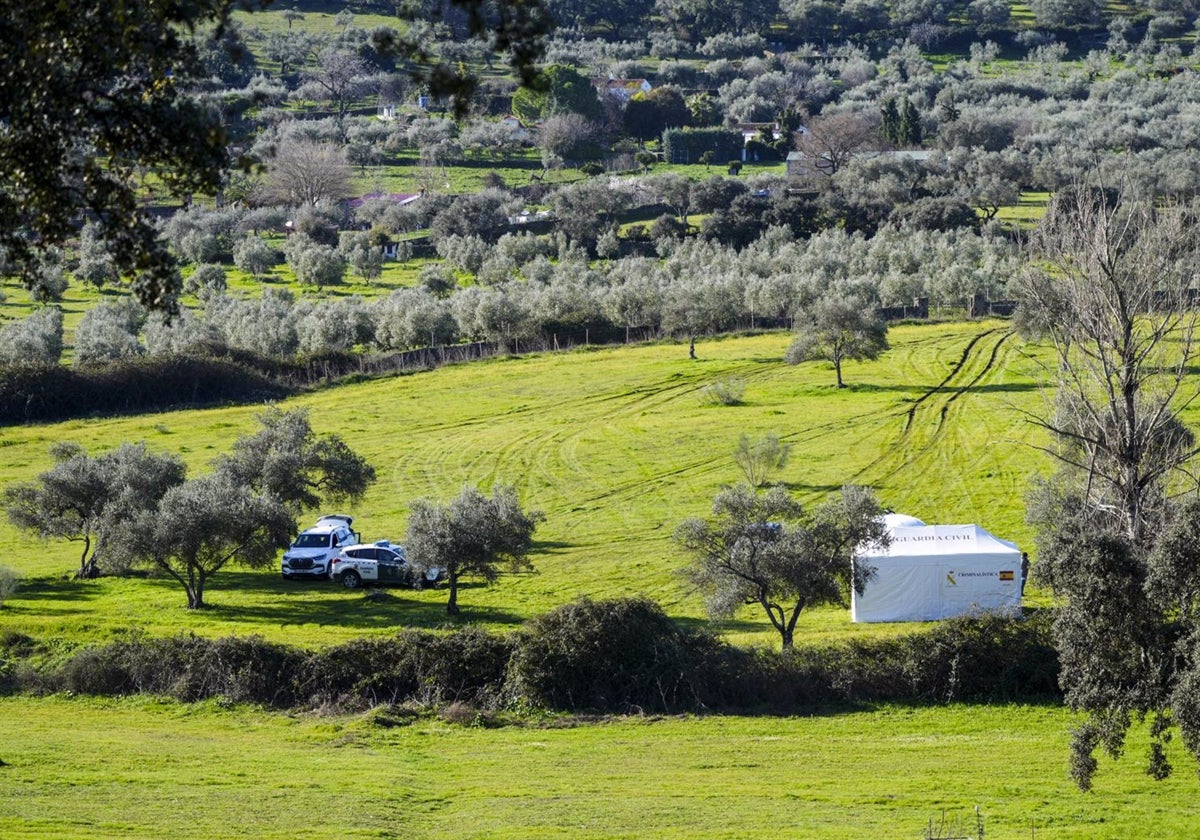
[2,695,1198,839]
[0,321,1056,650]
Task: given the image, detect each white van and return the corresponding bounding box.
[281,515,359,580]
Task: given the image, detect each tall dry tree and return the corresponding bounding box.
[1014,185,1200,788]
[1015,188,1200,546]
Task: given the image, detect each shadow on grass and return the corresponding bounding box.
[673,614,766,635]
[8,577,100,603]
[200,571,528,630]
[782,481,845,493]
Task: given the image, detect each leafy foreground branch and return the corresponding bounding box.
[0,598,1060,715]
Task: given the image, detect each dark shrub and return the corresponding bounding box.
[57,634,304,706]
[890,196,981,232]
[800,611,1060,705]
[300,627,513,709]
[509,596,718,712]
[0,354,291,425]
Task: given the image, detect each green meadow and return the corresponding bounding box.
[5,317,1200,837]
[2,695,1198,839]
[0,321,1053,649]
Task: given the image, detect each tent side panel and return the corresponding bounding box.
[852,560,941,622]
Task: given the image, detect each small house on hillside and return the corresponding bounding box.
[500,115,532,141]
[736,122,782,144]
[593,77,653,103]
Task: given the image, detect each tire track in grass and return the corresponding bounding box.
[903,328,1001,433]
[385,360,766,508]
[853,327,1012,489]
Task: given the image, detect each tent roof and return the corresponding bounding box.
[882,513,925,529]
[865,522,1020,558]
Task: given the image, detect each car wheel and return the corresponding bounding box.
[341,570,362,590]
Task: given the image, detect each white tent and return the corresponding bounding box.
[851,516,1024,623]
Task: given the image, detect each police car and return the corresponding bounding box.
[329,541,443,590]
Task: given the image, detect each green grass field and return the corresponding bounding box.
[2,696,1197,839]
[0,321,1054,650]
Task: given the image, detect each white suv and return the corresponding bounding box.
[330,541,443,590]
[281,515,359,580]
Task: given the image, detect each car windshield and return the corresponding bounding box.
[292,534,331,548]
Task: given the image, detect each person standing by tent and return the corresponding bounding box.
[1020,552,1030,597]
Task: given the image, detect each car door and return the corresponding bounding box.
[346,547,380,582]
[377,548,406,584]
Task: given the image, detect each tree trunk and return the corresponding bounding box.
[446,572,460,616]
[780,628,794,649]
[76,556,100,580]
[75,537,99,579]
[688,335,696,360]
[186,570,206,610]
[835,357,845,388]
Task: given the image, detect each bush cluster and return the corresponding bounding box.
[6,599,1061,715]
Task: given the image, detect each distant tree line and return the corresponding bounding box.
[0,224,1016,374]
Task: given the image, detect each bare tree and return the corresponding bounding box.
[536,113,598,167]
[1015,188,1200,545]
[733,432,791,487]
[793,111,881,177]
[297,50,375,142]
[258,140,352,208]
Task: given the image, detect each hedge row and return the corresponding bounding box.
[0,599,1061,714]
[0,354,291,425]
[0,344,479,425]
[661,128,744,166]
[0,332,652,426]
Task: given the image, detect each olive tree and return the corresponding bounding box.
[206,288,298,358]
[339,232,383,284]
[233,236,277,280]
[105,408,376,608]
[0,306,63,366]
[74,222,120,291]
[785,292,889,388]
[5,442,186,579]
[676,483,888,649]
[73,299,145,366]
[406,484,543,616]
[120,473,295,609]
[214,407,376,517]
